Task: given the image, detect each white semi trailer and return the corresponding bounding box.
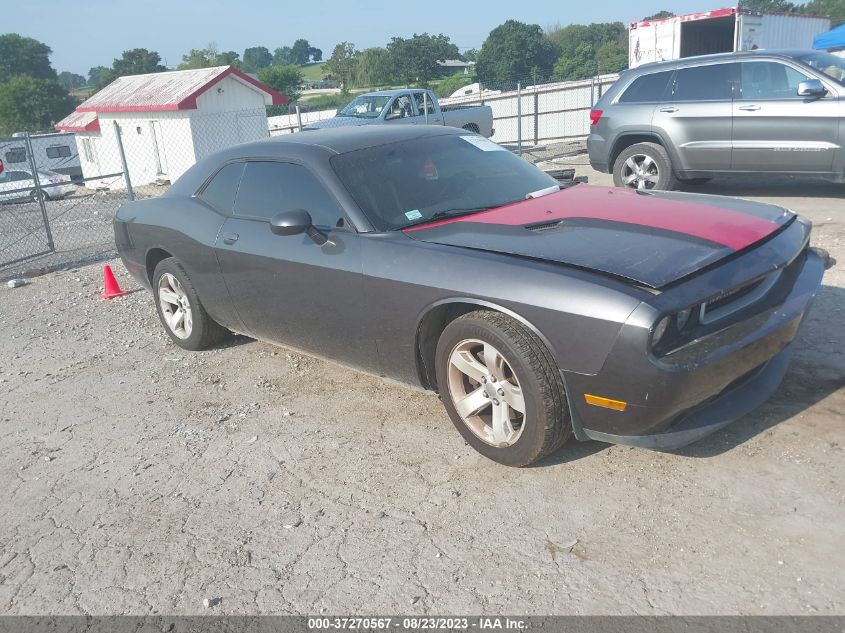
[629,7,831,69]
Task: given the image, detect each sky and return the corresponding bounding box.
[5,0,710,77]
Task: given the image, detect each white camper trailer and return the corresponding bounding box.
[0,132,82,181]
[629,7,831,68]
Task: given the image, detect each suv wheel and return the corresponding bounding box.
[613,142,678,191]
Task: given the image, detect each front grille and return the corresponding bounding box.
[699,270,781,325]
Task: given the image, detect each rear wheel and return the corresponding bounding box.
[435,311,571,467]
[152,257,228,350]
[461,123,480,134]
[613,142,678,191]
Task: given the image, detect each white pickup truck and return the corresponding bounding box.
[305,88,494,137]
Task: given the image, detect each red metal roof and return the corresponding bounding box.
[54,110,100,133]
[74,65,287,113]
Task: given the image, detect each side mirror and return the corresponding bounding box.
[269,208,330,246]
[270,209,311,236]
[798,79,826,98]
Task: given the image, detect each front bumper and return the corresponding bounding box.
[563,247,825,449]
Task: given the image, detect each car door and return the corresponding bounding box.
[384,94,417,125]
[651,62,737,172]
[213,160,377,371]
[0,171,33,202]
[414,91,443,125]
[732,60,839,173]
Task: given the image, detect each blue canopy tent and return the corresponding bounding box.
[813,24,845,51]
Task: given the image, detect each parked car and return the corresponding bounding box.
[305,89,494,137]
[115,126,826,467]
[0,168,75,203]
[588,49,845,190]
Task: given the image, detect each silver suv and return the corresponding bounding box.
[587,50,845,190]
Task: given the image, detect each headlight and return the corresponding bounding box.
[651,316,670,346]
[676,308,692,331]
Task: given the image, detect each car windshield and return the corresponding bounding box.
[790,51,845,85]
[337,95,392,118]
[331,134,560,231]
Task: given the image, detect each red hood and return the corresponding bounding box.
[403,185,794,288]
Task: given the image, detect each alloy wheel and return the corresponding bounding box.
[447,338,526,447]
[158,273,193,339]
[621,153,660,190]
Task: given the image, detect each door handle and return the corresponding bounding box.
[222,232,239,245]
[659,107,679,113]
[738,105,761,111]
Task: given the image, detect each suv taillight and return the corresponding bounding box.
[589,109,603,126]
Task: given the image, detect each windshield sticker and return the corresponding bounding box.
[460,136,507,152]
[404,209,423,221]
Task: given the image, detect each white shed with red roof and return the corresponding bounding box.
[55,66,287,189]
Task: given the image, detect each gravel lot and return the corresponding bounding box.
[0,167,843,615]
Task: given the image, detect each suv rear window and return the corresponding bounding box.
[672,63,735,101]
[618,71,674,103]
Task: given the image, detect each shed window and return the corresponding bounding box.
[4,148,27,164]
[46,145,72,159]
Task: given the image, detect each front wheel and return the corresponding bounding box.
[152,257,228,350]
[435,311,572,467]
[613,142,678,191]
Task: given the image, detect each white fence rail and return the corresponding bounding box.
[265,73,620,146]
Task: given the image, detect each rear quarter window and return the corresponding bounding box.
[198,162,245,213]
[618,70,674,103]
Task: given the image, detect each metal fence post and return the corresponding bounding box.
[24,132,55,252]
[516,82,522,155]
[296,105,303,132]
[113,121,135,201]
[533,88,539,146]
[423,91,429,124]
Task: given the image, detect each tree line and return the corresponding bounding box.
[1,0,841,133]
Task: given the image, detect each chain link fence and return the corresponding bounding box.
[1,74,620,279]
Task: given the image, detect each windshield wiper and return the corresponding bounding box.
[398,206,492,230]
[525,184,562,199]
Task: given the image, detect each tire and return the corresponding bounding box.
[435,310,572,467]
[152,257,228,351]
[29,189,45,203]
[461,123,480,134]
[612,142,678,191]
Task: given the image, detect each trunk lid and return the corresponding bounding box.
[402,185,793,288]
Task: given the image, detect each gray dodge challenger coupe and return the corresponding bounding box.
[114,125,827,466]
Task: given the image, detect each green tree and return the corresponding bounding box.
[57,71,86,91]
[216,51,241,67]
[0,75,75,134]
[257,65,302,102]
[595,41,628,75]
[291,39,312,65]
[273,46,294,65]
[386,33,460,85]
[476,20,558,83]
[112,48,167,77]
[243,46,273,72]
[0,34,56,83]
[553,42,597,80]
[435,72,475,98]
[353,47,394,87]
[642,10,675,20]
[803,0,845,25]
[462,48,479,62]
[325,42,358,92]
[88,66,113,88]
[178,48,214,70]
[309,47,323,62]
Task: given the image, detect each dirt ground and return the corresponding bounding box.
[0,166,843,615]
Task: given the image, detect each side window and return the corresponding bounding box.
[233,161,345,230]
[618,70,674,103]
[740,62,812,100]
[198,162,245,213]
[388,95,414,119]
[672,63,736,101]
[46,145,72,159]
[5,148,27,164]
[413,92,435,115]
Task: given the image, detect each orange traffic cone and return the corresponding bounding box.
[100,264,128,299]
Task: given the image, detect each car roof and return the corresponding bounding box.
[356,88,426,97]
[630,48,818,73]
[262,124,464,154]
